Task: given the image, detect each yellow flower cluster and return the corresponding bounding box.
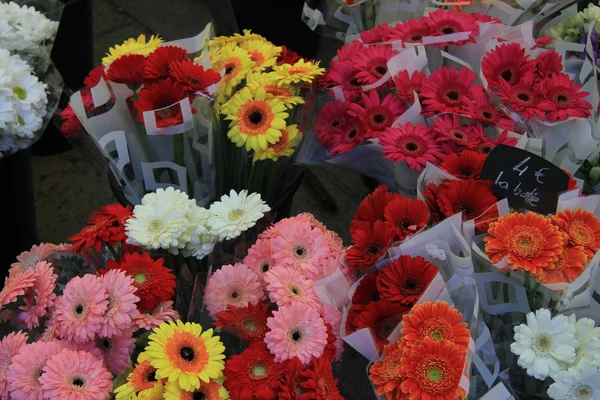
[102,34,163,66]
[114,321,228,400]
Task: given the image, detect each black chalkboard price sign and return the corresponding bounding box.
[480,145,570,214]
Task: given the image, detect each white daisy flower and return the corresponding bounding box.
[9,71,46,105]
[510,309,578,380]
[11,106,42,138]
[0,90,16,130]
[547,360,600,400]
[569,315,600,366]
[208,189,270,240]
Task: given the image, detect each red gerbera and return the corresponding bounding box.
[384,195,429,241]
[431,114,483,153]
[314,100,351,147]
[533,35,553,49]
[322,324,338,362]
[497,77,545,120]
[134,77,194,127]
[214,301,271,343]
[328,117,367,155]
[143,45,189,80]
[337,40,364,62]
[379,123,445,171]
[106,54,146,86]
[327,60,362,97]
[353,301,409,352]
[69,212,118,253]
[277,45,301,66]
[360,24,387,44]
[463,85,515,130]
[420,66,477,114]
[564,169,578,192]
[474,129,518,155]
[224,341,285,400]
[471,13,500,24]
[535,50,563,79]
[104,252,176,312]
[346,220,395,274]
[481,43,535,89]
[279,358,305,400]
[387,18,431,44]
[168,60,221,94]
[377,256,438,305]
[538,73,592,122]
[351,185,392,230]
[348,91,406,137]
[436,179,498,224]
[298,357,344,400]
[354,45,397,85]
[422,182,443,223]
[352,270,380,305]
[345,303,368,335]
[394,70,428,102]
[60,104,84,138]
[552,208,600,259]
[440,150,487,180]
[424,9,480,46]
[83,65,106,88]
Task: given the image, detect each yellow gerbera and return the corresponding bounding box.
[102,34,163,66]
[239,40,281,71]
[246,72,304,109]
[270,59,325,86]
[209,30,267,48]
[114,353,164,400]
[221,87,288,151]
[253,124,302,162]
[211,44,253,97]
[164,378,229,400]
[144,321,226,392]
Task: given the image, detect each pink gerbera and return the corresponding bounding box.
[314,100,351,147]
[204,263,265,317]
[133,300,180,330]
[264,266,321,310]
[321,304,344,361]
[329,116,367,155]
[0,331,28,398]
[40,300,61,342]
[16,261,58,330]
[420,66,477,114]
[10,243,73,272]
[354,45,397,85]
[481,43,535,89]
[0,267,36,307]
[271,222,333,280]
[265,303,328,364]
[431,114,483,153]
[337,40,364,62]
[96,332,135,375]
[463,85,515,130]
[56,274,109,343]
[348,91,406,137]
[538,73,592,122]
[243,238,277,286]
[60,339,103,360]
[99,269,139,338]
[6,341,63,400]
[387,18,431,44]
[393,70,427,102]
[380,123,445,171]
[535,50,563,79]
[328,60,362,97]
[497,77,545,120]
[40,349,112,400]
[424,9,480,46]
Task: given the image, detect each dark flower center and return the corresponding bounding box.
[72,377,85,387]
[482,111,493,119]
[180,347,195,362]
[295,247,305,256]
[517,93,530,102]
[102,339,110,349]
[291,330,302,342]
[453,132,464,140]
[231,290,239,299]
[373,114,386,124]
[402,277,422,292]
[331,119,341,127]
[225,66,235,75]
[261,262,269,273]
[459,201,476,217]
[446,90,460,101]
[193,392,206,400]
[397,218,414,230]
[348,129,358,139]
[411,35,422,41]
[156,105,178,119]
[349,77,360,87]
[441,27,455,34]
[248,111,263,125]
[460,168,473,177]
[147,371,157,382]
[291,287,300,295]
[375,66,387,76]
[501,70,513,82]
[366,242,383,257]
[75,304,84,314]
[556,94,568,103]
[405,142,418,152]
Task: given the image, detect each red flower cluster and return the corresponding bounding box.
[69,203,133,253]
[346,185,429,274]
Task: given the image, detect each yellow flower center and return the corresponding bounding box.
[575,384,593,399]
[534,333,552,354]
[569,222,594,247]
[228,208,245,220]
[135,273,147,284]
[148,219,164,234]
[13,87,26,100]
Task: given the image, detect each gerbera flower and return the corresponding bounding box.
[99,269,139,338]
[352,185,392,231]
[377,256,438,305]
[444,0,476,10]
[548,360,600,400]
[143,45,190,80]
[246,72,305,109]
[265,303,328,364]
[538,73,592,121]
[345,303,368,335]
[436,179,498,223]
[379,123,444,171]
[114,354,164,400]
[56,274,109,343]
[352,270,380,304]
[214,301,271,343]
[484,213,564,274]
[106,53,146,86]
[169,60,221,94]
[400,337,466,400]
[535,50,563,79]
[384,195,429,241]
[314,100,350,147]
[278,357,304,400]
[83,65,107,88]
[327,60,362,97]
[0,331,28,398]
[571,316,600,365]
[40,349,112,400]
[321,303,344,361]
[336,40,363,62]
[481,43,535,89]
[240,39,281,70]
[105,252,176,312]
[243,238,276,285]
[420,67,477,114]
[208,189,271,240]
[535,244,587,284]
[212,43,253,94]
[353,301,409,352]
[360,25,386,44]
[253,124,302,162]
[463,85,515,130]
[145,321,226,391]
[440,150,486,180]
[328,117,367,155]
[271,58,325,86]
[393,70,428,102]
[15,261,57,330]
[223,341,284,400]
[401,301,470,349]
[424,9,480,46]
[369,342,407,400]
[474,129,518,155]
[102,34,163,66]
[264,266,321,310]
[348,91,406,137]
[298,357,344,400]
[134,77,194,127]
[69,212,118,253]
[204,263,264,318]
[5,341,63,400]
[346,220,395,274]
[387,18,431,43]
[96,333,135,375]
[497,77,545,120]
[354,45,397,85]
[134,300,180,331]
[164,378,229,400]
[510,309,578,379]
[552,208,600,259]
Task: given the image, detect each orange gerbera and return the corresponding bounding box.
[535,244,587,285]
[369,342,409,400]
[552,208,600,260]
[400,337,466,400]
[401,301,470,350]
[484,213,564,275]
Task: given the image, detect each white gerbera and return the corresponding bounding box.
[511,309,578,380]
[569,315,600,366]
[177,205,211,248]
[208,189,270,240]
[183,233,218,260]
[547,360,600,400]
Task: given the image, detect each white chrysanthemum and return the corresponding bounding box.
[569,315,600,366]
[9,71,46,105]
[547,360,600,400]
[0,2,58,52]
[0,91,16,130]
[510,309,578,380]
[208,189,270,240]
[11,106,42,138]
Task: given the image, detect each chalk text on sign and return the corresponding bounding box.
[493,156,548,208]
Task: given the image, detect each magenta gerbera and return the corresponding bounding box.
[328,116,367,155]
[99,269,139,338]
[425,9,480,46]
[463,85,515,130]
[244,238,277,286]
[265,303,328,364]
[393,70,428,102]
[0,331,28,398]
[348,90,406,137]
[328,60,362,96]
[379,122,445,171]
[538,73,592,121]
[431,114,483,153]
[56,274,109,343]
[420,66,477,114]
[481,42,535,89]
[264,266,321,310]
[133,300,180,331]
[314,100,351,148]
[387,18,431,43]
[535,50,563,79]
[204,263,265,317]
[96,332,135,375]
[337,40,364,62]
[354,45,397,85]
[497,77,545,120]
[16,261,57,330]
